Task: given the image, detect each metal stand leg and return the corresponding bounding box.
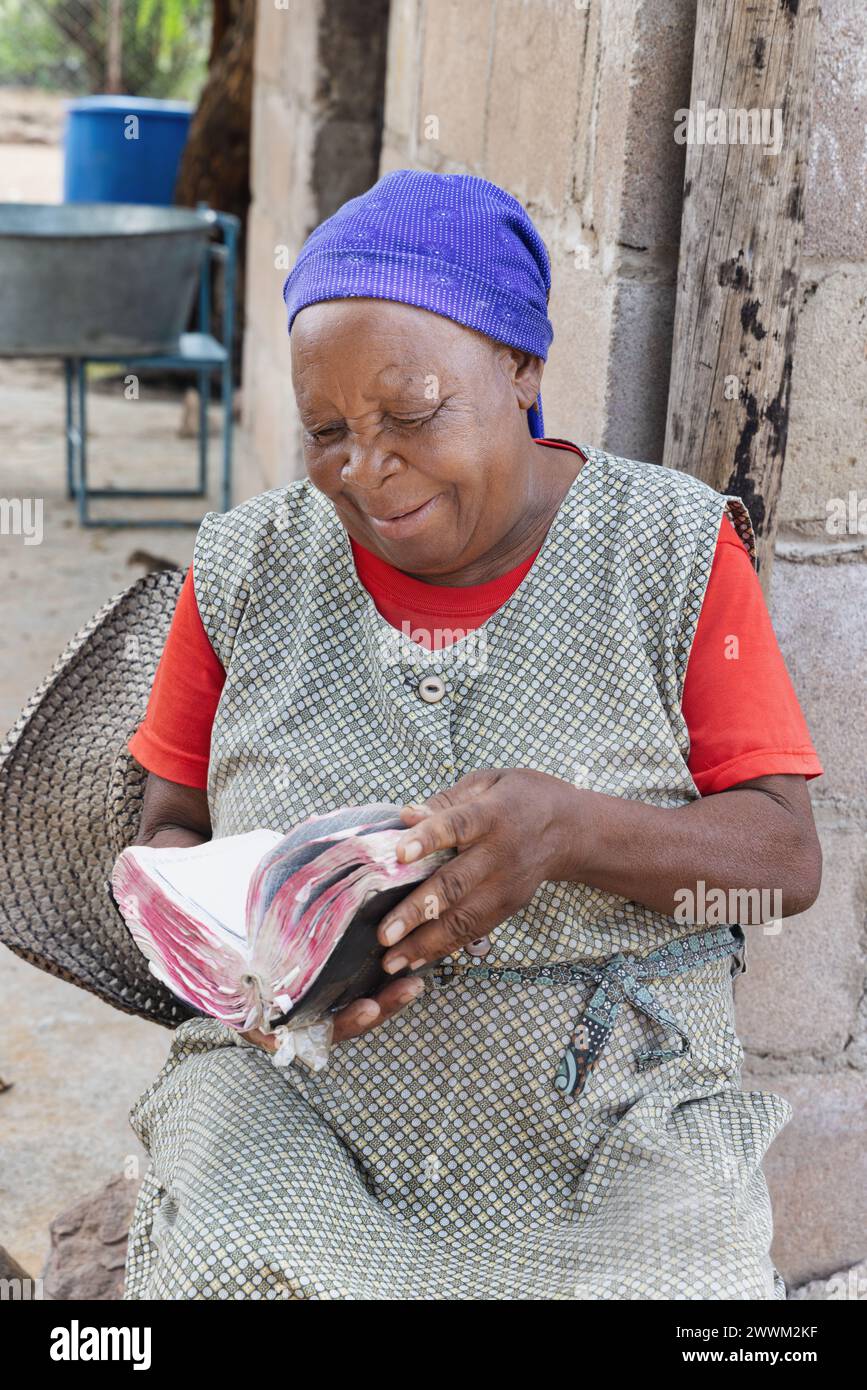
[197,368,209,494]
[71,361,212,527]
[220,359,233,515]
[214,206,238,516]
[65,208,239,527]
[64,358,76,499]
[76,358,90,526]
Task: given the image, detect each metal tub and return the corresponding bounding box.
[0,203,213,358]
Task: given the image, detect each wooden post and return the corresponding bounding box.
[662,0,819,587]
[106,0,123,94]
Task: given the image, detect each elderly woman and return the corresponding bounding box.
[124,169,822,1301]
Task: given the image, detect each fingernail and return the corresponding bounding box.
[410,959,425,971]
[382,919,405,945]
[355,1001,379,1024]
[401,839,423,863]
[400,980,425,1002]
[384,955,408,974]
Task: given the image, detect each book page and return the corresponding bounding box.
[131,829,283,943]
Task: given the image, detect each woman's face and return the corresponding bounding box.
[290,299,544,580]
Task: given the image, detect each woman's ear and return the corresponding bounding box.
[504,348,544,412]
[490,343,544,416]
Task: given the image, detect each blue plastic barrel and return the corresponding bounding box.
[63,96,192,206]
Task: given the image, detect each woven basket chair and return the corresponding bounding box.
[0,568,194,1028]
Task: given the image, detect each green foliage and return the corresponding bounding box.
[0,1,69,90]
[0,0,210,99]
[136,0,208,70]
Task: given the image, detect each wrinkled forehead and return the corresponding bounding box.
[291,298,497,399]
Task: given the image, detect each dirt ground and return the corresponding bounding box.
[0,86,65,202]
[0,356,242,1280]
[0,86,258,1282]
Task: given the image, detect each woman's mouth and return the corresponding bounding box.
[366,494,442,539]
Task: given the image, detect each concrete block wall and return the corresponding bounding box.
[243,0,866,1289]
[737,0,867,1290]
[241,0,389,496]
[739,557,867,1287]
[780,0,867,530]
[383,0,648,458]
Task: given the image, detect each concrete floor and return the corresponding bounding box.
[0,354,245,1279]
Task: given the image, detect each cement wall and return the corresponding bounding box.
[241,0,389,496]
[242,0,866,1289]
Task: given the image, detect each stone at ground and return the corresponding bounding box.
[0,1243,34,1282]
[41,1174,141,1301]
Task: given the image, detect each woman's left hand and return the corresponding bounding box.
[376,767,584,975]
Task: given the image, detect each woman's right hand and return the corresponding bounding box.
[329,975,426,1041]
[241,974,425,1053]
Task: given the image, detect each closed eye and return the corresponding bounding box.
[388,405,442,428]
[305,402,443,442]
[306,423,344,444]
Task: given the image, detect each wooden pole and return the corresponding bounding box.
[106,0,123,94]
[662,0,818,588]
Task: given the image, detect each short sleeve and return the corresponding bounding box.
[127,565,226,789]
[682,514,824,795]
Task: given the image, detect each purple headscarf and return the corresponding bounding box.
[282,169,553,437]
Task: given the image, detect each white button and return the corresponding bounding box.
[418,674,446,704]
[466,936,492,959]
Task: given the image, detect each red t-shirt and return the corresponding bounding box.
[128,442,822,797]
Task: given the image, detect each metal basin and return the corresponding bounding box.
[0,203,214,358]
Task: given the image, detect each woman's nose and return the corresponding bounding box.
[340,438,402,488]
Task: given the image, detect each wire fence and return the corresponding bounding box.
[0,0,210,100]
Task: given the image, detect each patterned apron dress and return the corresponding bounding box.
[124,445,792,1300]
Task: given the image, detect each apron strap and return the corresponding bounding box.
[555,926,742,1101]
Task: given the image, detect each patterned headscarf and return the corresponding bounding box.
[282,168,553,438]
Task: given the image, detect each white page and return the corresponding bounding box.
[127,829,283,943]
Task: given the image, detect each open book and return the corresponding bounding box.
[111,803,451,1038]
